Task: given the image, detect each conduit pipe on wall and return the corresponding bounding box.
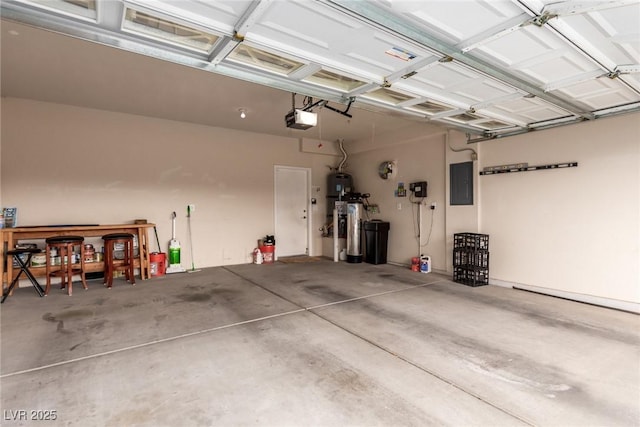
[449,136,478,160]
[337,138,348,172]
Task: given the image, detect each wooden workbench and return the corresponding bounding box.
[1,223,155,288]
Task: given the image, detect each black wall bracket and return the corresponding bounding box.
[479,162,578,175]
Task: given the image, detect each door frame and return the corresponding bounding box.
[274,165,312,258]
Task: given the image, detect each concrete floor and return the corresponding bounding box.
[1,259,638,426]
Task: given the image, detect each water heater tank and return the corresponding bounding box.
[346,201,363,263]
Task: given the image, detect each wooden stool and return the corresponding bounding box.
[102,233,136,289]
[45,236,88,296]
[1,247,45,303]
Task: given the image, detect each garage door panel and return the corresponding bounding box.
[394,0,526,44]
[558,5,640,65]
[487,97,573,123]
[130,0,253,35]
[245,1,435,78]
[554,78,640,110]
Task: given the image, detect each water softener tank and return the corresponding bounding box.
[346,200,363,263]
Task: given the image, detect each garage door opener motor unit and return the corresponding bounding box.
[285,109,317,130]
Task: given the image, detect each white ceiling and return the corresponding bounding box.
[2,0,639,142]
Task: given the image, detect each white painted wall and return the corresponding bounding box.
[1,98,332,266]
[346,132,447,270]
[4,98,637,306]
[477,114,640,305]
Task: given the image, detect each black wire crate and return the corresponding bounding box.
[454,233,489,251]
[453,267,489,287]
[453,248,489,268]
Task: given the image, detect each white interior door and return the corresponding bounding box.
[274,166,310,257]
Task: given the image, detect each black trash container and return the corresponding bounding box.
[364,220,390,264]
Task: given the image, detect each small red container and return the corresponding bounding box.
[150,252,166,276]
[411,256,420,272]
[259,245,275,264]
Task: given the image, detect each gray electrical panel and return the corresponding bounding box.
[450,161,474,205]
